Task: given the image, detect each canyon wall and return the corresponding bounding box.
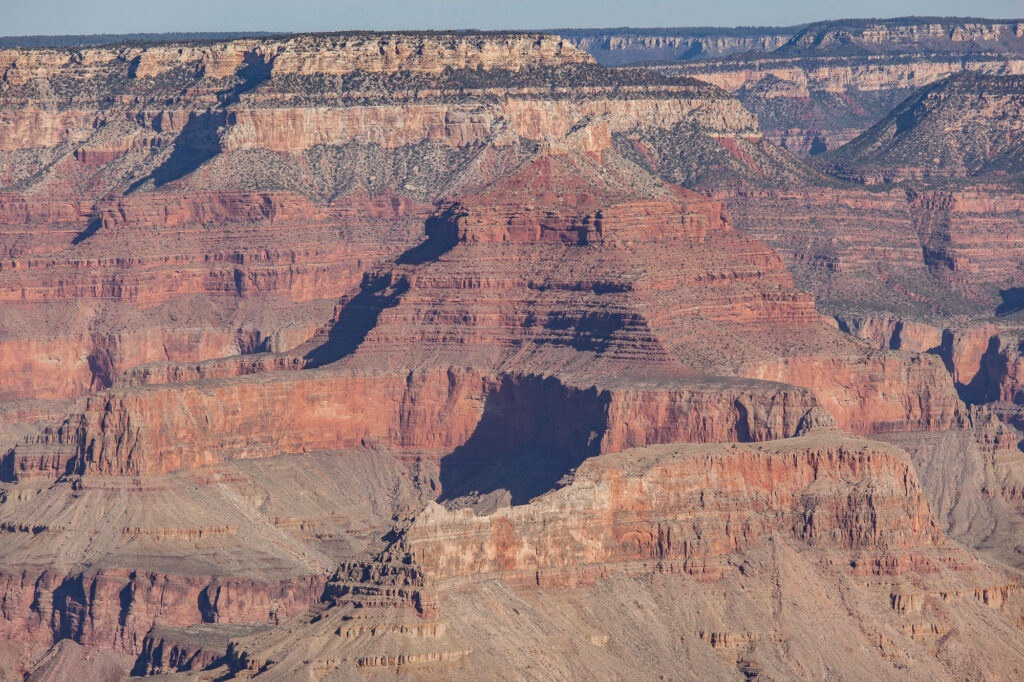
[631,18,1024,156]
[217,434,1024,680]
[1,29,1023,680]
[559,27,793,65]
[663,54,1024,156]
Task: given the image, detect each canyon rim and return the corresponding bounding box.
[2,11,1024,681]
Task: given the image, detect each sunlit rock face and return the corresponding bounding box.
[1,29,1023,681]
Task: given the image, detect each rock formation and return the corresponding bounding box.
[210,434,1024,680]
[558,26,794,65]
[0,28,1023,680]
[648,18,1024,156]
[822,73,1024,183]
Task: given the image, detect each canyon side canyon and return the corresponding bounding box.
[1,18,1024,681]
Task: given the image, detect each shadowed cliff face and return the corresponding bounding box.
[1,30,1023,682]
[137,110,228,189]
[129,52,273,190]
[438,375,607,504]
[302,274,410,368]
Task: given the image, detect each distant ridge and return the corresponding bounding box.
[557,17,1024,67]
[0,32,278,49]
[775,16,1024,56]
[5,18,1024,58]
[822,72,1024,184]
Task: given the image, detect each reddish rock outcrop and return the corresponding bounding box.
[6,368,822,478]
[0,567,323,657]
[707,186,1024,319]
[1,30,1021,680]
[405,436,943,580]
[216,434,1024,680]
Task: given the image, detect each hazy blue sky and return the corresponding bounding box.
[5,0,1022,36]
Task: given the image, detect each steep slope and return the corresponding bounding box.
[204,435,1024,680]
[656,18,1024,156]
[822,72,1024,184]
[0,30,1022,681]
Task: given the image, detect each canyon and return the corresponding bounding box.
[644,18,1024,156]
[0,24,1023,680]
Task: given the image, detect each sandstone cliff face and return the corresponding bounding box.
[563,18,1024,68]
[699,186,1024,319]
[835,314,945,353]
[405,436,943,580]
[1,30,1021,680]
[214,96,759,154]
[743,353,963,434]
[559,27,793,65]
[6,368,822,479]
[0,567,323,657]
[0,34,592,85]
[778,18,1024,55]
[215,435,1024,680]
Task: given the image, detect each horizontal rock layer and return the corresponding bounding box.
[406,435,944,580]
[6,368,820,478]
[218,433,1024,680]
[0,33,593,86]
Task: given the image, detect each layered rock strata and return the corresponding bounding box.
[653,16,1024,157]
[559,27,794,65]
[211,435,1024,680]
[0,32,762,413]
[0,30,1020,680]
[822,73,1024,183]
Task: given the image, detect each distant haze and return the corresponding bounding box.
[5,0,1023,37]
